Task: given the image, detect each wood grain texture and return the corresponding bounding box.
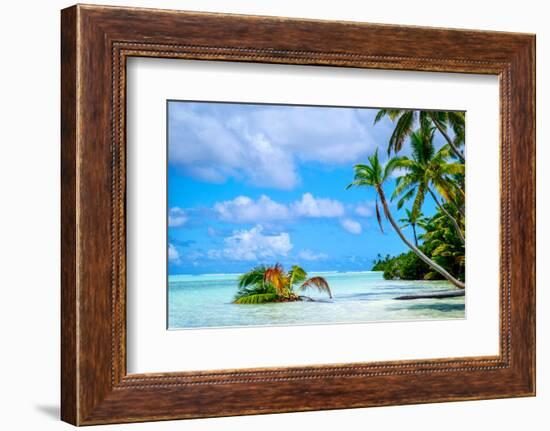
[60,6,78,425]
[60,4,536,425]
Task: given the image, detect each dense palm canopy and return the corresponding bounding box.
[385,123,465,243]
[374,108,465,162]
[234,264,332,304]
[419,205,465,281]
[347,123,466,289]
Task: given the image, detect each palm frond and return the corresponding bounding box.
[384,156,411,180]
[237,266,266,288]
[391,174,416,200]
[299,277,332,299]
[288,265,307,287]
[440,162,465,176]
[234,293,280,304]
[412,185,426,218]
[264,264,287,295]
[446,111,465,147]
[374,108,404,124]
[396,188,416,210]
[373,109,388,124]
[388,110,415,154]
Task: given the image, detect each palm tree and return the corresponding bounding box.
[419,209,465,281]
[234,264,332,304]
[386,124,465,244]
[399,208,426,247]
[374,109,465,162]
[347,149,465,289]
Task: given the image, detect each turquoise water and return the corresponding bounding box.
[168,271,465,329]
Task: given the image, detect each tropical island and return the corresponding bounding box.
[167,101,466,327]
[232,109,466,304]
[348,109,465,290]
[233,264,332,304]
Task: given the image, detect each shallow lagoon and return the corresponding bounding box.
[168,271,465,329]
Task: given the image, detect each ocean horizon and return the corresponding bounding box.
[168,271,465,329]
[169,269,378,279]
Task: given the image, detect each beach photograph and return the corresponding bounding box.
[167,101,466,329]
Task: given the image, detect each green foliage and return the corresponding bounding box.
[234,293,280,304]
[419,204,465,281]
[378,250,433,281]
[375,109,465,160]
[288,265,307,287]
[386,122,465,220]
[234,266,278,303]
[237,265,267,288]
[234,264,332,304]
[371,202,465,281]
[371,254,392,271]
[357,109,466,285]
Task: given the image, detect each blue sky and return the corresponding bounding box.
[167,101,440,275]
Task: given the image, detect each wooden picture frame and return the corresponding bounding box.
[61,4,536,425]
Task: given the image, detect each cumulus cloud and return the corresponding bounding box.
[213,193,344,224]
[168,207,188,227]
[291,193,345,218]
[297,249,329,261]
[168,103,377,189]
[340,218,362,235]
[168,243,181,264]
[214,195,291,223]
[210,225,292,261]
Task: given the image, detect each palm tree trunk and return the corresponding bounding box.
[412,223,418,247]
[428,188,465,244]
[377,186,465,289]
[429,114,465,163]
[455,202,466,218]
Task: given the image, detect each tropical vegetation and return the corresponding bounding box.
[233,108,466,302]
[233,264,332,304]
[349,109,466,288]
[372,251,432,280]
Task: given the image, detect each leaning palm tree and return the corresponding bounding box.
[347,149,465,289]
[234,264,332,304]
[374,109,465,162]
[386,124,465,243]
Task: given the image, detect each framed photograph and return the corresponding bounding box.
[61,4,535,425]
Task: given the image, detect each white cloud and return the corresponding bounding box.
[297,249,328,261]
[168,207,188,227]
[168,104,377,189]
[291,193,345,218]
[340,218,362,235]
[213,193,344,224]
[355,201,374,217]
[211,225,292,261]
[168,243,181,264]
[214,195,291,223]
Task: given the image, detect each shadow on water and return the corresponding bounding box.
[391,303,465,313]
